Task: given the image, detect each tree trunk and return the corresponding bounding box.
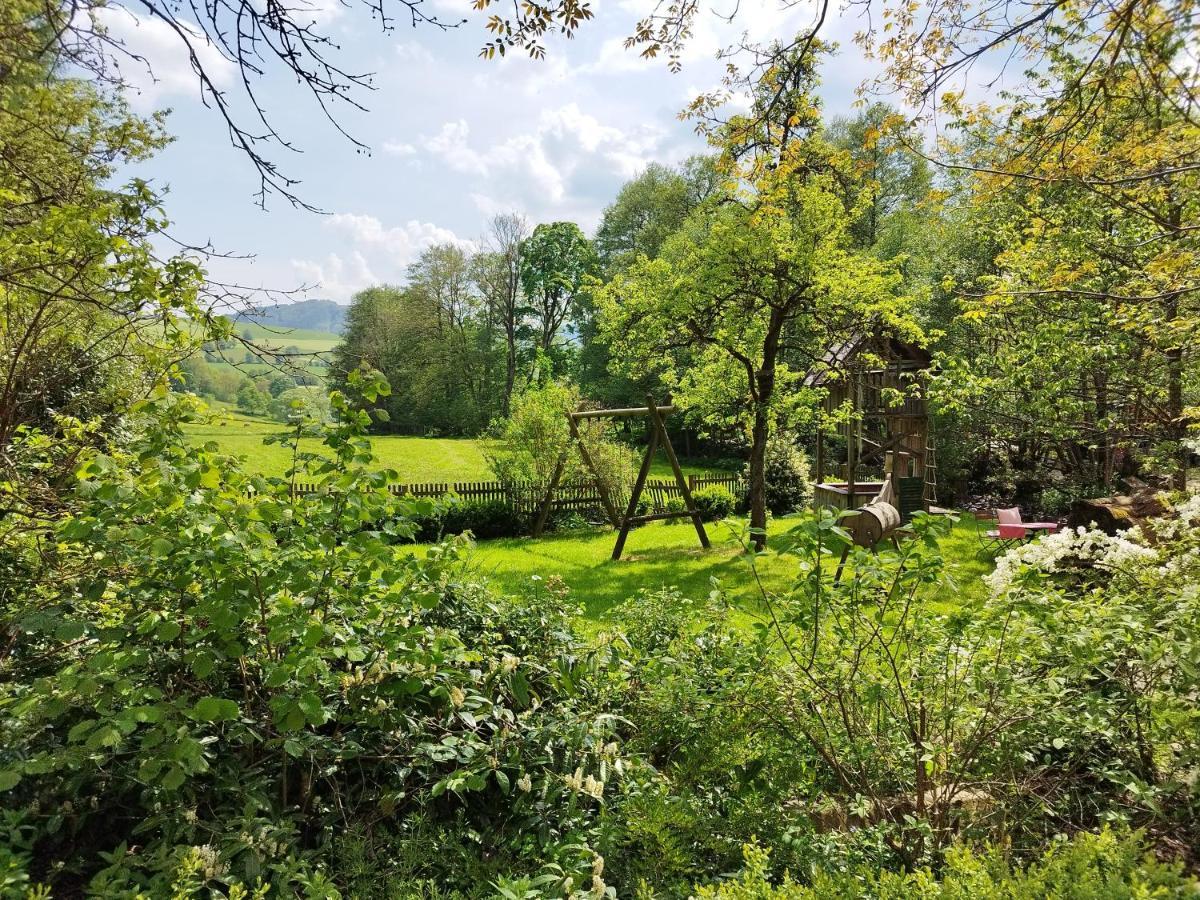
[1167,345,1186,491]
[503,324,517,417]
[748,404,770,551]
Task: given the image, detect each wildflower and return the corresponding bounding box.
[449,686,466,708]
[582,775,604,799]
[517,773,532,792]
[500,654,520,673]
[183,808,199,824]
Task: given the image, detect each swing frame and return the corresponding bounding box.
[531,395,711,560]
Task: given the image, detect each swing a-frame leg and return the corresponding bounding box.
[611,396,709,560]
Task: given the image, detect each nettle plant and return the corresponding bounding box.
[0,371,625,894]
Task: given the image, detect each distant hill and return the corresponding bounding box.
[230,299,347,335]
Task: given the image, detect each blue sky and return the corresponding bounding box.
[103,0,886,305]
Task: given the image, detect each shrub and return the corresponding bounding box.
[744,434,812,516]
[485,381,637,502]
[692,485,735,522]
[441,497,528,540]
[0,378,627,894]
[693,829,1200,898]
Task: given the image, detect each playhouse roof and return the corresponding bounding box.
[804,334,932,387]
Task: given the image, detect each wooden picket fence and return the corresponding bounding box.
[291,474,747,517]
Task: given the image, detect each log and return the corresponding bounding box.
[1067,489,1171,535]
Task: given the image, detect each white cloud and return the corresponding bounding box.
[97,7,235,110]
[291,251,378,299]
[327,212,470,257]
[381,140,418,157]
[416,104,663,219]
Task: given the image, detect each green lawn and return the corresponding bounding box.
[441,515,994,623]
[187,408,730,482]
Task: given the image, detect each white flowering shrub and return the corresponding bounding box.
[986,525,1158,595]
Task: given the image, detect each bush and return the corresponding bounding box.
[693,829,1199,898]
[744,434,812,516]
[441,497,528,540]
[485,381,637,502]
[0,380,627,894]
[692,485,735,522]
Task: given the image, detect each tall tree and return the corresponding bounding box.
[519,222,595,356]
[826,102,932,256]
[0,0,210,450]
[473,213,530,416]
[598,55,915,546]
[932,7,1199,490]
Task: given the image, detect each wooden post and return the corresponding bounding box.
[568,413,621,528]
[531,451,567,537]
[612,415,659,560]
[647,394,709,550]
[815,430,824,486]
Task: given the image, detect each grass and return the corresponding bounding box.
[440,515,994,624]
[187,407,731,482]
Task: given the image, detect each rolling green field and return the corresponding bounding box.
[223,320,341,353]
[187,408,729,482]
[424,516,993,623]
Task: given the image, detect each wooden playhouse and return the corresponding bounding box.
[809,335,935,523]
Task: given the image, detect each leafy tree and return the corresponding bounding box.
[826,103,932,258]
[0,0,209,449]
[519,222,596,355]
[599,58,914,545]
[236,381,268,416]
[579,157,721,410]
[593,158,718,276]
[930,5,1199,490]
[473,213,531,416]
[269,385,332,423]
[484,381,636,502]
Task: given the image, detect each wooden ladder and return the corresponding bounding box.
[922,437,939,509]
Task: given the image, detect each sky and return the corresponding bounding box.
[101,0,889,306]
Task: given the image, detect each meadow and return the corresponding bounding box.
[422,515,994,622]
[187,405,732,481]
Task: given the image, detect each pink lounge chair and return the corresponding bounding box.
[979,507,1059,554]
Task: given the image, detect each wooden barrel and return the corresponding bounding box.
[848,501,901,546]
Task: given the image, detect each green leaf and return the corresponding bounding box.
[0,770,21,791]
[192,697,239,722]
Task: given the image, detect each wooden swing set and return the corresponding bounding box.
[532,396,711,560]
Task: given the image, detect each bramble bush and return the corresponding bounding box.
[0,372,628,895]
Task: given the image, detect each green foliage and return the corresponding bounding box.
[485,382,637,503]
[693,830,1200,898]
[692,485,736,522]
[0,374,627,893]
[745,435,812,515]
[269,385,333,424]
[331,273,505,436]
[405,496,530,543]
[0,0,210,448]
[519,222,596,355]
[236,381,269,416]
